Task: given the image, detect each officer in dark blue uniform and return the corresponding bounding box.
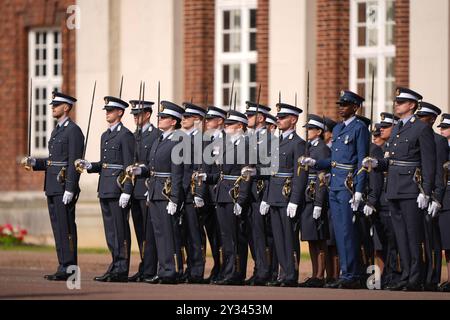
[180,102,207,283]
[129,101,185,284]
[22,92,84,281]
[197,110,251,285]
[362,88,436,291]
[302,91,369,289]
[322,116,340,284]
[298,114,331,288]
[76,96,135,282]
[261,102,306,287]
[263,112,281,283]
[366,113,400,289]
[127,100,161,282]
[416,102,448,291]
[437,113,450,292]
[243,101,273,286]
[200,106,227,283]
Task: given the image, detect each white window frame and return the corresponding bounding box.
[215,0,258,112]
[28,28,62,157]
[349,0,396,121]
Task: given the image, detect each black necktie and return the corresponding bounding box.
[398,121,404,130]
[280,135,283,143]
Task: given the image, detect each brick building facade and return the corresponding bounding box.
[0,0,76,192]
[0,0,422,192]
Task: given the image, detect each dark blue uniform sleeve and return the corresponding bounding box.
[122,131,135,195]
[65,126,84,193]
[355,125,369,193]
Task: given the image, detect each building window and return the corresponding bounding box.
[28,29,62,156]
[215,0,258,111]
[350,0,396,120]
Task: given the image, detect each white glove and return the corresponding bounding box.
[62,191,74,205]
[130,166,142,176]
[362,157,378,169]
[260,201,270,216]
[363,204,375,217]
[427,200,441,218]
[167,201,177,215]
[76,159,92,170]
[287,203,298,218]
[349,192,363,212]
[21,156,36,168]
[241,167,257,177]
[313,206,322,220]
[234,203,242,216]
[417,193,430,210]
[194,196,205,208]
[300,157,316,167]
[192,172,207,182]
[119,193,131,208]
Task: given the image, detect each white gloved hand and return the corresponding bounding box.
[194,196,205,208]
[129,166,142,176]
[287,203,298,218]
[349,192,363,212]
[362,157,378,169]
[119,193,131,208]
[234,203,242,216]
[363,204,375,217]
[427,200,441,218]
[167,201,177,215]
[21,156,36,168]
[313,206,322,220]
[62,191,74,205]
[300,157,316,167]
[417,193,430,210]
[76,159,92,170]
[192,172,207,182]
[260,201,270,216]
[241,166,257,177]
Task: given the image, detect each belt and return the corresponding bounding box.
[331,161,356,170]
[273,172,294,178]
[222,175,240,181]
[150,172,171,178]
[447,181,450,186]
[47,161,68,167]
[102,163,124,170]
[389,160,421,167]
[308,174,317,180]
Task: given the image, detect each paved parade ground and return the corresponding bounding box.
[0,249,449,300]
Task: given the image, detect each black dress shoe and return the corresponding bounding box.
[143,275,160,284]
[298,278,313,288]
[280,280,298,288]
[93,272,111,282]
[386,281,407,291]
[216,279,244,286]
[266,279,282,287]
[439,282,450,292]
[253,278,269,286]
[338,279,362,289]
[324,278,344,289]
[128,272,143,282]
[107,273,129,283]
[186,277,205,284]
[45,272,69,281]
[159,277,178,285]
[244,275,256,286]
[403,283,423,292]
[307,278,325,288]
